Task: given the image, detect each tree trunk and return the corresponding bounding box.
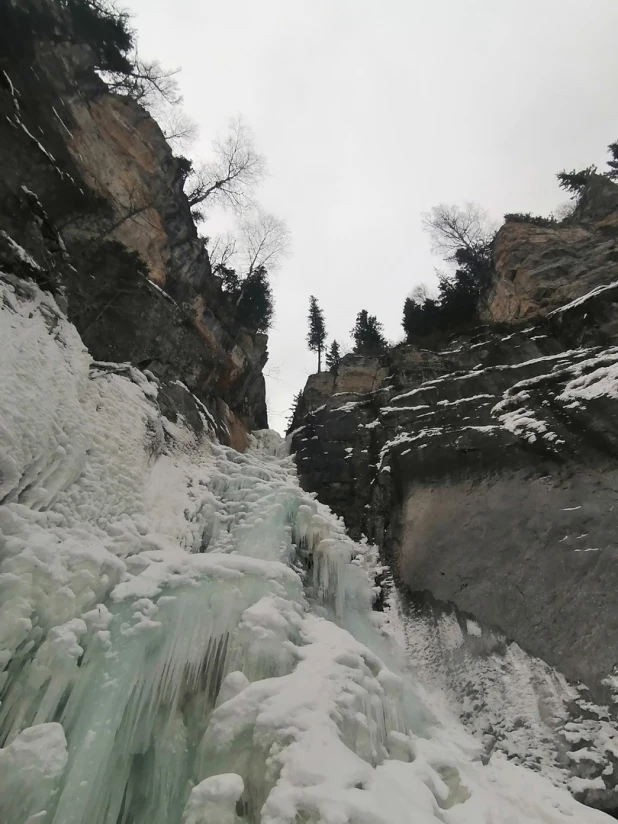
[318,346,322,373]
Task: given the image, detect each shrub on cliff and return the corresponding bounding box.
[235,266,273,333]
[325,340,341,374]
[63,0,134,74]
[286,391,304,434]
[209,210,289,333]
[219,264,274,333]
[607,140,618,180]
[402,203,495,342]
[504,213,557,228]
[351,310,386,356]
[402,259,488,341]
[402,294,441,338]
[0,0,133,70]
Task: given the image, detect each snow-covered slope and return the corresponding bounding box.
[0,271,612,823]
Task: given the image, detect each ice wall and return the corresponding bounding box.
[0,269,613,823]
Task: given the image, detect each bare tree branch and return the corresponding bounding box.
[551,201,576,222]
[184,117,266,212]
[409,283,432,303]
[207,211,290,279]
[157,108,199,151]
[421,202,493,260]
[240,210,290,275]
[208,230,237,274]
[102,56,181,107]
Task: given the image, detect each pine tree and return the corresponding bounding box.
[236,266,273,332]
[351,310,386,355]
[307,296,326,372]
[557,166,596,199]
[325,340,341,374]
[607,141,618,180]
[286,391,304,434]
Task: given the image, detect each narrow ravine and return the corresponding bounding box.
[0,275,613,823]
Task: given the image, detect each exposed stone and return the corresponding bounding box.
[291,184,618,810]
[486,176,618,324]
[0,0,268,443]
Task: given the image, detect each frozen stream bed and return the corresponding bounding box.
[0,272,613,822]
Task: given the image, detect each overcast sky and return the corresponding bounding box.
[126,0,618,433]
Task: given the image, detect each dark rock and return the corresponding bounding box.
[292,304,618,809]
[0,0,267,444]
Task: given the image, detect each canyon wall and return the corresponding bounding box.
[0,0,267,447]
[291,176,618,812]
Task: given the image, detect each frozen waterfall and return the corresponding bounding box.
[0,272,612,823]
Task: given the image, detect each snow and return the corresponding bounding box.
[332,401,361,413]
[494,406,550,443]
[466,620,482,637]
[51,106,73,138]
[0,230,43,271]
[568,776,607,794]
[183,774,244,824]
[389,350,589,407]
[436,394,495,407]
[0,723,67,823]
[380,404,430,414]
[147,277,179,306]
[549,280,618,315]
[0,275,612,823]
[4,71,67,182]
[558,351,618,403]
[362,419,381,429]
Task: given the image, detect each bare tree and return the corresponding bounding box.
[208,230,238,275]
[207,210,290,279]
[103,56,181,108]
[185,117,266,212]
[422,202,493,260]
[551,201,576,222]
[409,283,432,303]
[156,108,199,151]
[241,210,290,275]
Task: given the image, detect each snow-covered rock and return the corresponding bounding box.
[0,275,613,823]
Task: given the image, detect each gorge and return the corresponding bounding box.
[1,0,617,822]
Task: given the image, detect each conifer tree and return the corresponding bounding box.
[557,166,596,199]
[236,265,273,332]
[351,310,386,355]
[307,296,326,372]
[325,340,341,374]
[607,140,618,180]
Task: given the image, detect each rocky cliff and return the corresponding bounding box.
[0,0,267,447]
[291,177,618,813]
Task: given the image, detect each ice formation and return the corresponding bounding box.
[0,270,613,822]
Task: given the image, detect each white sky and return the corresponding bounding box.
[125,0,618,433]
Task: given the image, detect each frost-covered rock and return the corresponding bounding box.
[0,723,67,822]
[182,774,244,824]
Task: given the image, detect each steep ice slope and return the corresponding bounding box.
[0,270,613,823]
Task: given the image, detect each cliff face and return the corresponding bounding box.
[0,0,267,446]
[486,175,618,330]
[291,178,618,812]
